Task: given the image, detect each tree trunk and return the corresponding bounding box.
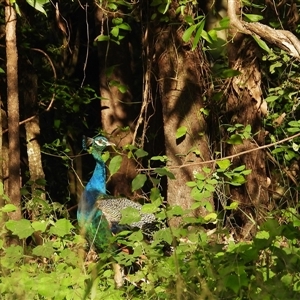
[226,29,269,239]
[23,65,46,238]
[95,7,139,197]
[5,2,21,222]
[154,25,213,227]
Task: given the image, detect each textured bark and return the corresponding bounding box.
[23,68,46,219]
[95,7,138,197]
[154,26,213,227]
[5,3,21,221]
[226,37,269,239]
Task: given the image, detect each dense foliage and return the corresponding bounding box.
[1,0,300,299]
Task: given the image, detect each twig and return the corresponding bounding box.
[227,0,300,58]
[138,131,300,171]
[30,47,57,111]
[80,3,89,88]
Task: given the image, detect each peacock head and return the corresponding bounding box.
[83,136,115,161]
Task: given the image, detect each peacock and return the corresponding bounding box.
[77,135,157,254]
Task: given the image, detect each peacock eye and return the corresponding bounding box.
[95,140,103,146]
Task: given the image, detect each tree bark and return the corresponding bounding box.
[227,1,269,239]
[154,25,213,227]
[95,7,139,197]
[23,65,46,226]
[5,2,21,221]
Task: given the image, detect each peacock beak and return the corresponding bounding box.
[105,140,116,147]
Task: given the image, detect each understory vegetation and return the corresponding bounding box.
[1,0,300,299]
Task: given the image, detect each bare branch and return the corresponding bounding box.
[227,0,300,58]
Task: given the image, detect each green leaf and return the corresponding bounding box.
[118,23,131,31]
[216,159,231,170]
[226,134,243,145]
[166,205,185,217]
[219,17,230,29]
[32,242,55,258]
[0,68,5,73]
[230,174,246,185]
[192,20,205,50]
[204,212,217,222]
[1,204,17,213]
[288,120,300,127]
[2,245,23,268]
[141,203,159,214]
[155,168,175,179]
[244,13,264,22]
[111,26,119,38]
[151,155,168,162]
[184,15,194,25]
[132,174,147,191]
[135,148,148,158]
[265,95,279,102]
[96,35,110,42]
[32,220,48,233]
[128,231,144,242]
[182,24,196,42]
[186,181,197,187]
[6,219,34,239]
[232,165,246,172]
[150,187,162,201]
[153,228,172,244]
[225,201,239,210]
[107,3,117,10]
[119,207,141,225]
[109,155,122,175]
[287,127,300,133]
[112,18,123,25]
[201,30,213,43]
[253,35,271,53]
[26,0,48,15]
[49,219,74,237]
[176,126,187,139]
[220,69,241,78]
[255,230,270,239]
[117,84,128,93]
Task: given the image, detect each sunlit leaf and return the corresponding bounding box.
[1,204,17,213]
[226,134,243,145]
[96,35,110,42]
[119,207,141,225]
[265,95,279,102]
[109,155,122,175]
[135,148,148,158]
[49,219,74,237]
[216,159,231,170]
[204,212,217,222]
[225,201,239,210]
[155,168,175,179]
[6,219,34,239]
[192,20,205,50]
[253,35,271,53]
[132,174,147,191]
[26,0,48,15]
[32,242,55,258]
[111,26,119,37]
[32,221,48,233]
[176,126,187,139]
[244,13,264,22]
[182,24,196,42]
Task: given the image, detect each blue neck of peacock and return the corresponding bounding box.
[80,157,107,214]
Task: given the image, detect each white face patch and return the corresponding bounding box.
[95,139,107,147]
